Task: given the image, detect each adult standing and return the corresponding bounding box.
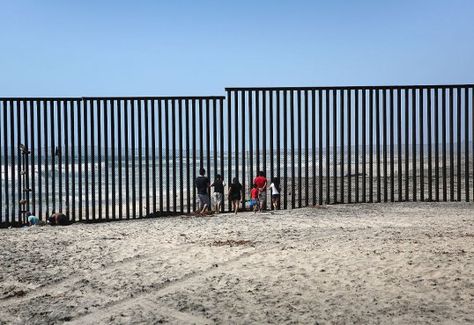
[253,171,267,211]
[195,168,210,214]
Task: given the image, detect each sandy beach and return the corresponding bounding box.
[0,202,473,324]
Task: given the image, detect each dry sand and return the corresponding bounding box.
[0,202,473,324]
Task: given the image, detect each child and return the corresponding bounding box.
[228,177,242,215]
[250,184,259,212]
[268,177,281,210]
[210,174,225,213]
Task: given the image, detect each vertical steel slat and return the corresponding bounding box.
[227,92,232,211]
[442,89,447,201]
[382,89,387,202]
[355,90,359,202]
[43,100,49,218]
[234,92,239,184]
[139,99,144,215]
[256,90,260,172]
[30,101,36,216]
[362,90,367,202]
[297,90,302,207]
[103,100,109,220]
[145,100,151,215]
[340,89,344,203]
[171,99,176,213]
[22,101,29,214]
[118,100,123,219]
[263,90,267,192]
[191,99,196,212]
[412,89,417,201]
[304,90,309,206]
[178,99,184,214]
[427,89,432,201]
[165,99,170,213]
[241,91,246,208]
[291,90,295,208]
[326,90,330,204]
[213,99,218,185]
[0,101,3,222]
[333,90,337,204]
[124,100,130,219]
[159,100,164,213]
[397,89,402,201]
[83,100,89,219]
[90,99,95,219]
[348,89,352,203]
[185,99,190,214]
[97,100,101,219]
[10,100,15,221]
[465,88,470,201]
[420,89,424,201]
[2,101,7,222]
[199,99,204,169]
[15,100,20,222]
[312,90,317,205]
[219,98,224,212]
[284,90,288,209]
[206,99,211,198]
[57,100,61,213]
[434,89,440,202]
[64,100,70,217]
[318,90,324,206]
[270,90,274,205]
[111,100,116,219]
[50,100,55,216]
[369,90,374,203]
[249,91,254,203]
[472,88,474,200]
[390,89,395,202]
[76,100,82,220]
[405,90,409,201]
[277,91,282,208]
[449,88,454,201]
[456,88,462,201]
[36,100,42,220]
[376,89,381,203]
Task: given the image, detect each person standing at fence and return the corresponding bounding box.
[268,177,281,210]
[195,168,210,215]
[228,177,243,215]
[250,184,259,212]
[253,171,267,212]
[210,174,225,213]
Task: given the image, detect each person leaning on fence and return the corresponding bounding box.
[253,171,267,212]
[228,177,243,215]
[210,174,225,213]
[195,168,211,215]
[250,184,259,212]
[268,177,281,210]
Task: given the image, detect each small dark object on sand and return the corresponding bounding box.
[48,212,71,226]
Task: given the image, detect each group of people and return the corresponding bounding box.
[195,168,281,215]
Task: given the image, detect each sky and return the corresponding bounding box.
[0,0,473,97]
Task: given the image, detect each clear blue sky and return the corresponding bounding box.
[1,0,473,97]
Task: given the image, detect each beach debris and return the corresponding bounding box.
[210,239,253,247]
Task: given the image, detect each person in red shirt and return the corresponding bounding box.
[253,171,267,212]
[250,184,259,212]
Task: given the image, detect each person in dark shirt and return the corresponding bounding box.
[195,168,210,214]
[210,174,225,213]
[228,177,243,215]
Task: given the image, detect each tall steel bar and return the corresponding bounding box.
[397,89,402,201]
[90,99,96,219]
[256,90,260,172]
[171,99,176,213]
[263,90,267,191]
[369,90,374,203]
[405,90,409,201]
[249,91,254,203]
[297,90,302,207]
[178,99,184,213]
[290,90,295,208]
[427,89,432,201]
[348,89,352,203]
[465,88,470,201]
[362,90,367,202]
[146,99,151,215]
[23,101,29,213]
[50,100,56,215]
[442,89,447,201]
[318,90,323,205]
[456,88,462,201]
[355,90,359,202]
[206,99,211,194]
[95,100,101,219]
[103,100,109,220]
[130,99,136,218]
[326,89,330,204]
[213,98,218,184]
[382,89,387,201]
[111,99,116,219]
[390,88,395,202]
[191,99,196,212]
[10,100,15,220]
[36,100,42,220]
[165,99,170,213]
[284,90,288,209]
[449,88,454,201]
[227,92,232,211]
[185,99,190,214]
[276,91,282,208]
[30,101,36,216]
[340,89,344,203]
[420,88,424,201]
[241,91,246,208]
[412,89,417,201]
[2,101,8,222]
[117,99,123,219]
[159,100,164,213]
[333,90,337,203]
[311,90,316,205]
[138,99,144,215]
[234,92,239,184]
[76,100,82,220]
[270,90,275,205]
[124,100,130,219]
[83,100,89,218]
[376,89,381,202]
[434,89,440,202]
[219,98,224,212]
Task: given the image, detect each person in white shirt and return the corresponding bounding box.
[268,177,281,210]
